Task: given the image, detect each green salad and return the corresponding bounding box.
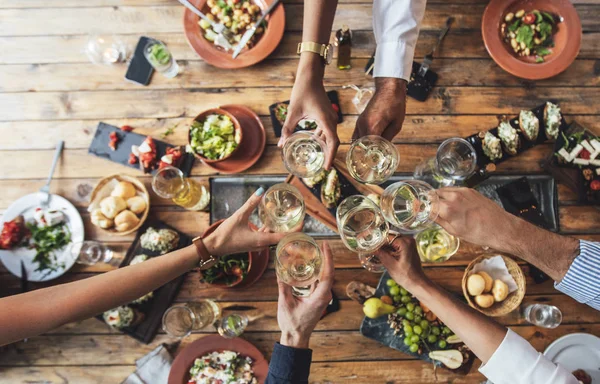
[26,222,71,272]
[190,114,240,160]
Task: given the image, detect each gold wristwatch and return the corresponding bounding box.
[297,42,333,65]
[192,235,218,270]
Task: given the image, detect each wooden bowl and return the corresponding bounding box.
[462,254,526,317]
[189,108,243,164]
[89,174,150,237]
[482,0,581,80]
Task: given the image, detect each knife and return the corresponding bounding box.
[232,0,282,59]
[20,260,28,294]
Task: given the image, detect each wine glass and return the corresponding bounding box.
[346,135,399,184]
[336,195,389,272]
[258,183,305,232]
[84,34,129,65]
[282,131,326,178]
[414,138,477,188]
[152,166,209,211]
[381,180,439,234]
[69,241,113,265]
[275,233,323,297]
[217,313,249,338]
[162,301,222,338]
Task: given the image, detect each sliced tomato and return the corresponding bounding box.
[591,180,600,191]
[522,13,536,24]
[120,125,133,132]
[580,149,591,160]
[128,153,138,165]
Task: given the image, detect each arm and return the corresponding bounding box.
[279,0,340,169]
[266,242,334,384]
[353,0,427,140]
[0,189,286,347]
[377,236,578,384]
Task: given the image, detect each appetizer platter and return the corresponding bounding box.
[168,335,268,384]
[269,90,343,138]
[0,193,84,282]
[360,272,474,372]
[96,220,191,343]
[88,122,195,176]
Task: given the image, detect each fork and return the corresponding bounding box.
[177,0,235,51]
[417,17,454,78]
[40,141,64,207]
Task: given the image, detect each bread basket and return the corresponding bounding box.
[462,253,526,317]
[89,174,150,236]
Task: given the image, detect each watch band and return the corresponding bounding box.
[297,42,332,64]
[192,235,218,270]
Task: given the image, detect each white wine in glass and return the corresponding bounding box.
[258,183,305,232]
[381,180,439,234]
[282,131,326,178]
[346,135,399,184]
[276,233,323,297]
[336,195,389,253]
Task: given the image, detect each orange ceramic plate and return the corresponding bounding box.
[183,0,285,69]
[482,0,581,80]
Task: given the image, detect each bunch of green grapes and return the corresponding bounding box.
[385,278,455,354]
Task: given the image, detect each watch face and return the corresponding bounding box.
[324,44,333,65]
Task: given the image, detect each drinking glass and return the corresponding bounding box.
[282,131,326,178]
[275,233,323,297]
[343,84,374,114]
[381,180,439,234]
[162,300,222,338]
[337,195,389,272]
[258,183,305,232]
[143,39,180,78]
[217,313,249,338]
[414,138,477,188]
[84,34,129,65]
[152,166,209,211]
[70,241,113,265]
[523,304,562,328]
[415,225,460,263]
[347,135,399,184]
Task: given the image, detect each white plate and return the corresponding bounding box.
[544,333,600,382]
[0,193,84,282]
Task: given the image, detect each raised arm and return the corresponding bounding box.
[279,0,340,169]
[353,0,427,141]
[376,236,577,384]
[0,189,286,346]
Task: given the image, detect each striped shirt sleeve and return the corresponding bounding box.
[554,240,600,311]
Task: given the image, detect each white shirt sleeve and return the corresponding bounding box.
[479,329,578,384]
[372,0,427,81]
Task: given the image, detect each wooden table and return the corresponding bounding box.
[1,0,599,382]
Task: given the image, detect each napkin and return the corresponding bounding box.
[471,255,518,293]
[121,344,173,384]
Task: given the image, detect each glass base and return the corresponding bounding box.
[358,253,386,273]
[292,285,313,297]
[413,157,455,189]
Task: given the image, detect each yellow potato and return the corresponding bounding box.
[467,274,486,296]
[479,271,494,293]
[475,294,495,308]
[492,279,509,302]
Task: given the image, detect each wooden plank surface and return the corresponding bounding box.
[1,0,599,383]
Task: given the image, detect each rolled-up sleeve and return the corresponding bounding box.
[555,240,600,310]
[266,342,312,384]
[479,329,578,384]
[372,0,427,80]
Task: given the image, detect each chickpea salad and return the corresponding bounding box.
[501,9,560,63]
[188,351,257,384]
[200,0,265,49]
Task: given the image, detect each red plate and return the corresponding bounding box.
[482,0,581,80]
[200,105,266,174]
[168,335,269,384]
[183,0,285,69]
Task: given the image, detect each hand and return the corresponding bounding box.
[277,242,335,349]
[353,78,407,141]
[278,56,339,169]
[435,187,516,250]
[376,235,427,289]
[203,188,287,257]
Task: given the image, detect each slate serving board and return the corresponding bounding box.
[95,219,191,344]
[88,122,195,176]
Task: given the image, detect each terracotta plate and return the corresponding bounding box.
[183,0,285,69]
[482,0,581,80]
[201,104,266,174]
[168,335,269,384]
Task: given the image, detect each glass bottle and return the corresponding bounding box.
[152,166,210,211]
[336,25,352,70]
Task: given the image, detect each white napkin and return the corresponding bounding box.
[471,255,518,293]
[121,344,173,384]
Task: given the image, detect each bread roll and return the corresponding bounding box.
[111,181,137,200]
[91,209,114,229]
[475,294,494,308]
[127,196,147,215]
[492,279,509,302]
[114,210,140,232]
[479,271,494,293]
[100,196,127,219]
[467,274,486,296]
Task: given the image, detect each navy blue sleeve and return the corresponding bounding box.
[265,342,313,384]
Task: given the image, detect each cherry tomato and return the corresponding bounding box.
[128,153,138,165]
[120,125,133,132]
[522,13,536,24]
[109,131,118,141]
[580,149,591,160]
[591,180,600,191]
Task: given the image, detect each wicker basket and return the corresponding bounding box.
[89,174,150,236]
[462,254,526,317]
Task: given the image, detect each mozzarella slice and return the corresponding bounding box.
[590,139,600,152]
[161,154,173,164]
[558,148,572,162]
[569,144,583,159]
[574,158,590,165]
[581,140,595,154]
[138,141,152,154]
[590,159,600,167]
